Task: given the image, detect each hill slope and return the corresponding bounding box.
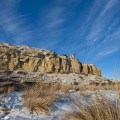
[0,42,101,76]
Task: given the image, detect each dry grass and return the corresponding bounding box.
[58,84,86,93]
[57,83,120,93]
[79,90,88,97]
[58,83,120,93]
[0,87,7,93]
[77,85,86,91]
[59,84,73,93]
[62,93,120,120]
[7,86,16,93]
[22,84,59,115]
[86,83,120,91]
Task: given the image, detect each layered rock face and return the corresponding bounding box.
[0,42,101,76]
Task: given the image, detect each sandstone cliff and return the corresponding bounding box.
[0,42,101,76]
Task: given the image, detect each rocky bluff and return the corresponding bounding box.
[0,42,101,76]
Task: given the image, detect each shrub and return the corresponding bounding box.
[22,84,59,115]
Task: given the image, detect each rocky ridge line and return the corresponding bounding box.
[0,42,101,76]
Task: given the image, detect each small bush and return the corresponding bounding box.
[23,84,59,115]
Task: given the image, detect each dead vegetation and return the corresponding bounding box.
[59,81,120,92]
[0,80,120,94]
[22,84,60,115]
[22,81,120,116]
[86,82,120,91]
[0,87,7,94]
[62,93,120,120]
[1,74,120,118]
[0,82,22,94]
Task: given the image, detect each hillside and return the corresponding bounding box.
[0,42,101,76]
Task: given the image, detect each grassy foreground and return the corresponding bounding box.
[62,93,120,120]
[21,82,120,120]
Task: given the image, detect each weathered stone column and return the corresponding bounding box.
[70,54,75,59]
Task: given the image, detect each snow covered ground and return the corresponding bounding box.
[0,90,117,120]
[0,91,73,120]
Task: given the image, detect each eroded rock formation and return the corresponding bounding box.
[0,42,101,76]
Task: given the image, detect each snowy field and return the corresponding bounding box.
[0,90,117,120]
[0,91,72,120]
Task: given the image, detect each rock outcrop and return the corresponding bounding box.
[0,42,101,76]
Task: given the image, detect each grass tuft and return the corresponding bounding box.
[62,93,120,120]
[22,84,59,115]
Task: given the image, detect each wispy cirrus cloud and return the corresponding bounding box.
[43,7,66,29]
[67,0,120,62]
[37,0,80,49]
[96,48,119,59]
[0,0,119,61]
[86,0,118,44]
[0,0,34,44]
[71,1,119,62]
[0,0,119,79]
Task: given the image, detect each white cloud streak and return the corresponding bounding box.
[96,48,118,59]
[0,0,34,44]
[87,0,118,44]
[37,1,71,49]
[0,0,119,61]
[72,0,120,61]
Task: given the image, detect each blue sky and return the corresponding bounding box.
[0,0,120,79]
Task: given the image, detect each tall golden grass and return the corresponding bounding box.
[22,82,120,117]
[59,83,120,92]
[62,92,120,120]
[86,83,120,91]
[0,79,120,94]
[22,84,59,115]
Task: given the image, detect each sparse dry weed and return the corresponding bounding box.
[7,86,16,93]
[86,83,120,91]
[0,87,7,93]
[59,84,73,93]
[62,93,120,120]
[23,84,59,115]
